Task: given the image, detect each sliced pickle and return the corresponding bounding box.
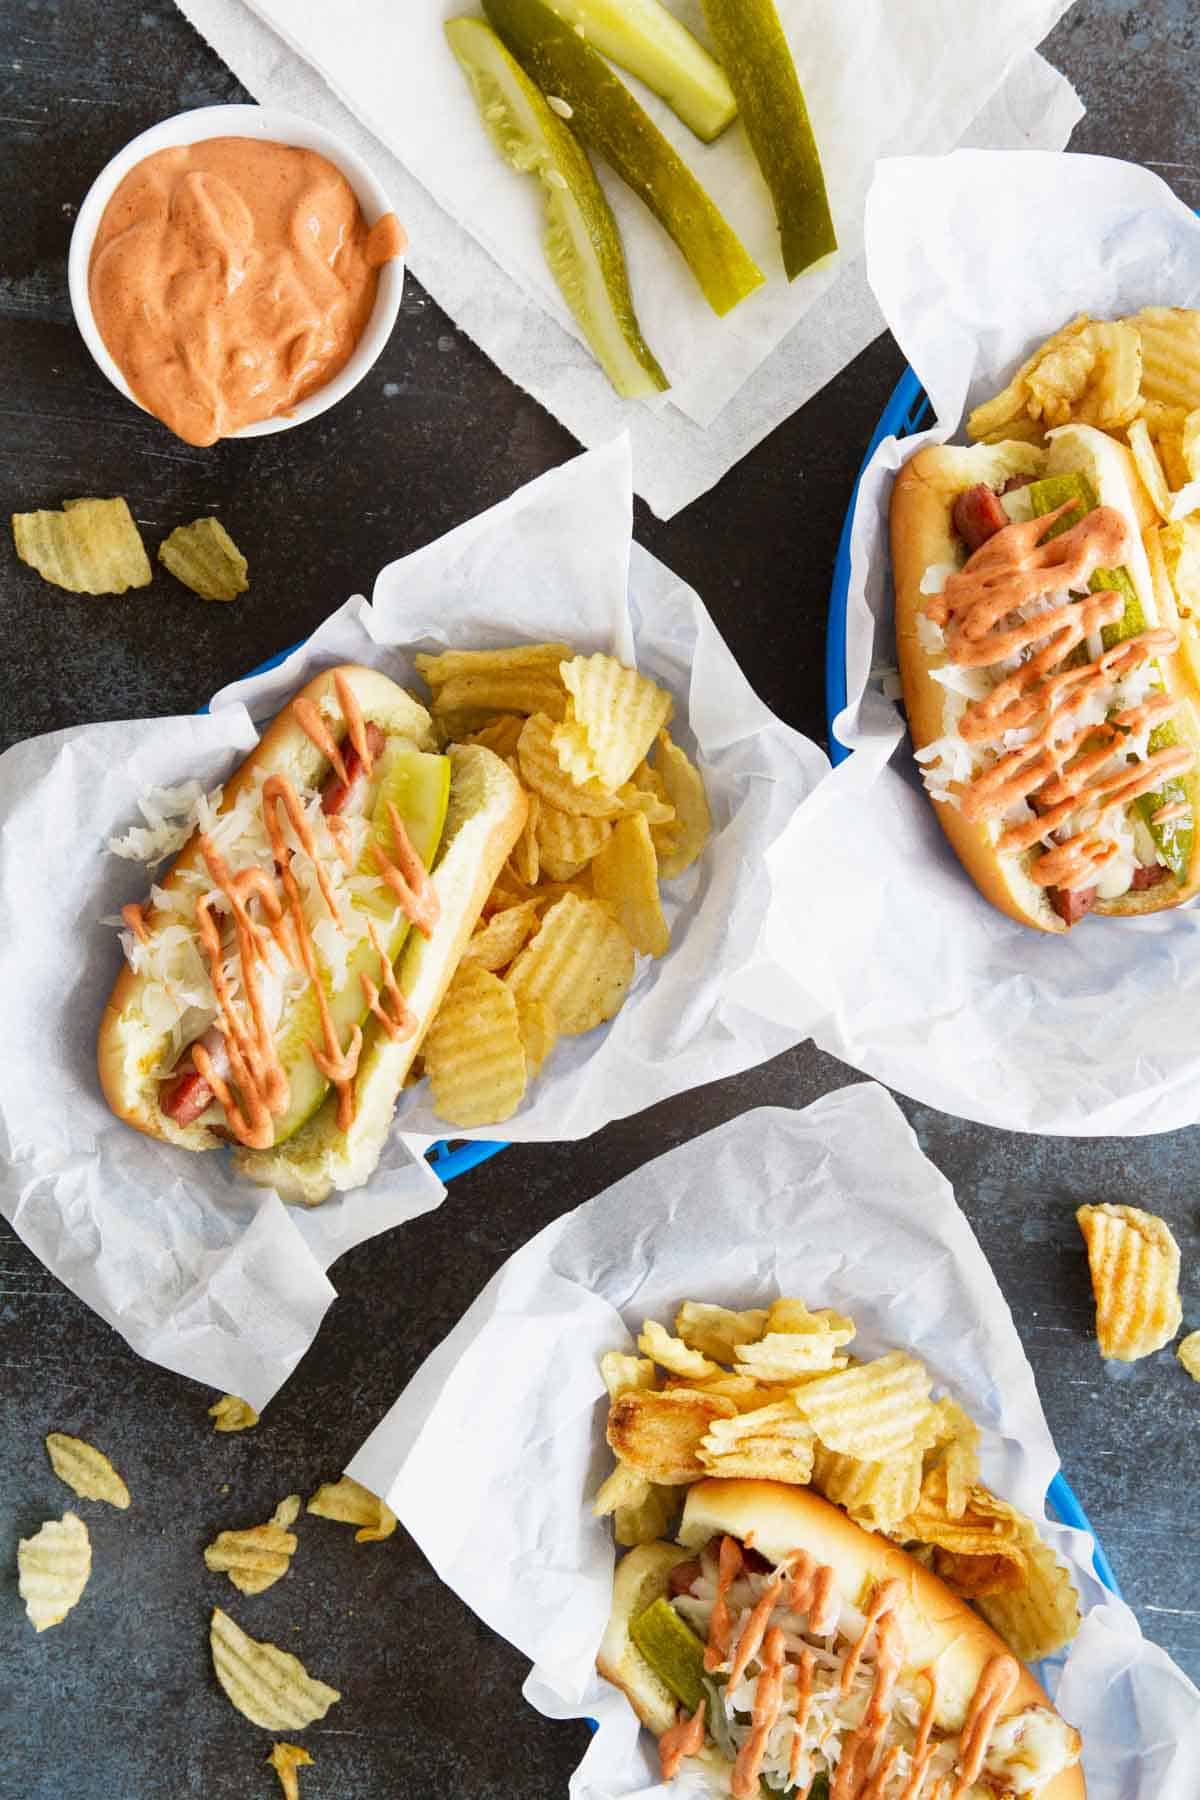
[267,749,451,1144]
[446,16,668,398]
[484,0,763,317]
[1027,473,1193,880]
[701,0,836,281]
[538,0,736,143]
[630,1596,706,1713]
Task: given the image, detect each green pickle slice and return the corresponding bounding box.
[483,0,763,317]
[701,0,836,281]
[1026,472,1193,882]
[446,16,668,398]
[268,747,451,1144]
[539,0,736,142]
[630,1596,707,1714]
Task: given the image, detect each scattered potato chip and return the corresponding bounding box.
[506,891,635,1035]
[424,963,527,1126]
[652,731,712,879]
[607,1387,737,1484]
[514,993,559,1076]
[976,1532,1082,1663]
[518,713,626,817]
[600,1351,658,1399]
[1130,307,1200,415]
[210,1607,341,1731]
[18,1511,91,1632]
[13,496,152,594]
[1127,417,1174,521]
[307,1475,397,1544]
[45,1432,131,1509]
[790,1350,934,1461]
[268,1743,313,1800]
[463,898,542,972]
[1077,1202,1182,1361]
[536,802,613,881]
[638,1319,722,1381]
[591,813,670,957]
[614,1482,678,1549]
[1177,1332,1200,1380]
[673,1302,769,1364]
[210,1394,260,1433]
[467,712,526,758]
[204,1496,301,1595]
[553,654,674,794]
[811,1441,923,1534]
[158,516,248,601]
[699,1400,816,1484]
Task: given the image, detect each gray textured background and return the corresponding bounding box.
[1,2,1198,1796]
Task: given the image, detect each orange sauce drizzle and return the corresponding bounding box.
[897,1665,940,1800]
[191,891,288,1149]
[335,670,375,776]
[731,1625,786,1799]
[704,1535,743,1672]
[727,1568,786,1690]
[293,697,349,786]
[831,1607,905,1800]
[371,801,440,938]
[1153,798,1190,824]
[787,1647,816,1788]
[326,814,356,866]
[360,916,417,1041]
[121,902,149,945]
[863,1747,904,1799]
[840,1579,904,1697]
[787,1549,839,1637]
[949,1655,1019,1800]
[658,1700,706,1782]
[261,777,344,926]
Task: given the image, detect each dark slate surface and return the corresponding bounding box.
[1,2,1198,1795]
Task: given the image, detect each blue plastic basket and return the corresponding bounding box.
[825,369,1123,1604]
[198,643,509,1184]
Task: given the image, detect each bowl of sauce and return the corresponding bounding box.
[68,105,406,447]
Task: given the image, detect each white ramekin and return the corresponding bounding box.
[68,104,406,441]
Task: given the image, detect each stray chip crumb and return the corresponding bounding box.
[209,1394,260,1433]
[268,1743,313,1800]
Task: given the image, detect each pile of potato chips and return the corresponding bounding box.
[417,643,712,1128]
[594,1296,1082,1663]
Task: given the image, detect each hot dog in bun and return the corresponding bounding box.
[599,1478,1084,1798]
[98,663,527,1202]
[891,423,1200,929]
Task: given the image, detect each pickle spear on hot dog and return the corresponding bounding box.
[891,424,1200,930]
[600,1479,1085,1799]
[98,664,527,1203]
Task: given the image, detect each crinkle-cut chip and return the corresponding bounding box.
[18,1511,91,1632]
[811,1441,922,1534]
[614,1481,678,1549]
[268,1743,313,1800]
[652,731,712,880]
[13,496,152,594]
[518,713,626,817]
[734,1334,850,1383]
[600,1350,658,1399]
[765,1298,848,1338]
[416,643,573,689]
[432,668,567,722]
[607,1387,737,1485]
[535,801,613,881]
[467,713,526,758]
[618,781,675,827]
[591,813,670,957]
[920,1398,981,1520]
[158,516,248,601]
[204,1496,301,1595]
[45,1432,131,1509]
[673,1301,769,1364]
[1129,307,1200,413]
[514,993,559,1077]
[307,1475,397,1544]
[1180,409,1200,482]
[1127,418,1174,521]
[1177,1332,1200,1380]
[433,706,504,746]
[592,1461,651,1516]
[1077,1202,1182,1361]
[932,1546,1027,1599]
[424,963,527,1127]
[463,898,542,972]
[638,1319,723,1381]
[976,1532,1082,1662]
[790,1350,934,1462]
[899,1475,1029,1601]
[210,1607,341,1731]
[966,315,1093,442]
[1072,320,1143,429]
[506,891,634,1035]
[674,1374,795,1413]
[553,654,674,794]
[1025,336,1096,428]
[699,1401,816,1485]
[209,1394,260,1433]
[506,766,541,887]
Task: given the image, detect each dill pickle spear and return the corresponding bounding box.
[630,1597,706,1712]
[484,0,762,317]
[446,17,667,398]
[701,0,836,281]
[539,0,736,143]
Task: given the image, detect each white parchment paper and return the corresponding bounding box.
[172,0,1082,517]
[758,152,1200,1136]
[346,1082,1200,1796]
[0,437,817,1402]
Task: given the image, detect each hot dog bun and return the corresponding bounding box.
[599,1478,1085,1798]
[892,428,1200,931]
[97,664,527,1200]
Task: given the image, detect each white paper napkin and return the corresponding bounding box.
[756,151,1200,1136]
[345,1083,1200,1797]
[172,0,1082,516]
[0,437,818,1403]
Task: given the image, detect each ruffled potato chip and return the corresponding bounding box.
[518,712,626,817]
[307,1474,397,1544]
[45,1432,131,1509]
[18,1512,91,1632]
[536,801,613,880]
[424,963,527,1127]
[607,1387,737,1485]
[13,496,152,594]
[506,891,634,1035]
[1177,1331,1200,1381]
[513,993,559,1076]
[673,1301,769,1364]
[812,1441,923,1535]
[592,813,670,957]
[553,654,673,793]
[790,1351,934,1462]
[651,731,712,880]
[976,1532,1082,1663]
[462,898,542,972]
[637,1319,723,1381]
[210,1607,340,1730]
[600,1351,658,1399]
[204,1496,301,1595]
[699,1400,816,1484]
[209,1394,260,1433]
[1077,1202,1182,1361]
[158,516,248,601]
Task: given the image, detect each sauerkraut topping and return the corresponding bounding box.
[665,1536,1078,1799]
